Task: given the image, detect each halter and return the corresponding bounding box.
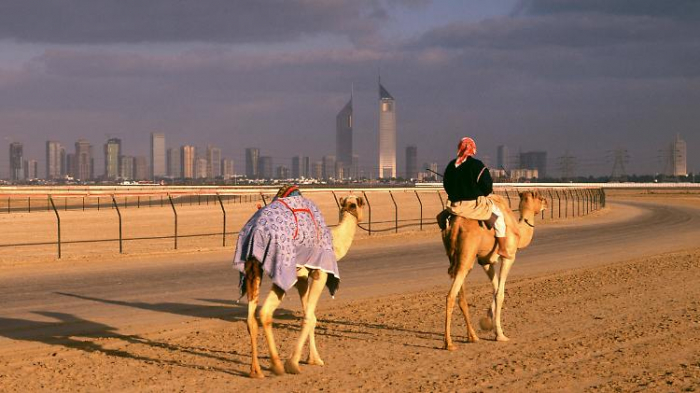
[522,218,535,228]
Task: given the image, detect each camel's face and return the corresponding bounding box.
[519,191,548,213]
[340,195,364,222]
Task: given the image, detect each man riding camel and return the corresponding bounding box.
[441,137,512,259]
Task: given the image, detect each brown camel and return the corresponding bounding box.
[244,195,364,378]
[441,191,547,349]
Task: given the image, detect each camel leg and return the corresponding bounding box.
[494,257,515,342]
[458,281,479,343]
[244,261,264,379]
[259,284,286,375]
[286,270,327,374]
[444,246,477,351]
[481,262,499,331]
[296,276,324,366]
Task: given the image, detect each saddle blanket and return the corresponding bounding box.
[233,196,340,296]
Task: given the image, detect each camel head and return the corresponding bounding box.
[518,191,548,214]
[339,195,364,222]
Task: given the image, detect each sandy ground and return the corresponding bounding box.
[0,194,699,392]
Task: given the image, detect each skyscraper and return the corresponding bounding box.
[9,142,23,181]
[167,148,181,178]
[150,132,166,180]
[336,92,353,179]
[195,158,208,179]
[519,151,548,179]
[246,148,260,179]
[46,141,64,180]
[134,156,148,180]
[104,138,121,180]
[322,155,336,180]
[24,159,38,179]
[221,158,235,180]
[74,139,93,181]
[120,156,135,179]
[258,156,273,179]
[301,156,310,178]
[497,145,509,171]
[292,156,301,179]
[405,145,418,179]
[378,81,397,178]
[181,145,195,179]
[671,134,687,177]
[206,145,222,179]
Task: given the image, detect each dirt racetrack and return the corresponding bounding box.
[1,193,699,392]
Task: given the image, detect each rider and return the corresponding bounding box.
[442,137,512,259]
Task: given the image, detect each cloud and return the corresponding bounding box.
[0,0,424,44]
[513,0,700,20]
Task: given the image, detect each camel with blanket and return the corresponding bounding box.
[233,186,364,378]
[438,191,547,349]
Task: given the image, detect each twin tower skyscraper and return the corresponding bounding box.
[335,81,396,179]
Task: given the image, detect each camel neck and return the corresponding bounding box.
[517,210,537,248]
[331,211,358,261]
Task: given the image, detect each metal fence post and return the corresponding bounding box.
[217,193,226,247]
[49,196,61,259]
[28,197,31,213]
[168,195,178,250]
[331,191,340,209]
[112,195,123,254]
[414,191,423,231]
[362,191,372,236]
[260,193,267,206]
[389,191,398,233]
[563,190,569,218]
[547,189,554,220]
[7,197,10,213]
[555,190,561,219]
[97,197,100,211]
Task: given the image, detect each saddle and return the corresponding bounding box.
[436,209,498,231]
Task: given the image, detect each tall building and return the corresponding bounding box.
[167,148,181,178]
[104,138,121,180]
[311,161,323,180]
[405,145,418,179]
[671,134,687,177]
[195,158,207,179]
[24,159,38,179]
[181,145,195,179]
[519,151,548,179]
[150,132,166,180]
[336,92,353,179]
[276,165,289,179]
[322,155,336,180]
[378,81,397,178]
[120,156,135,179]
[134,156,148,180]
[292,156,311,178]
[74,139,93,181]
[66,153,75,178]
[221,158,235,180]
[206,145,222,179]
[497,145,509,171]
[292,156,301,178]
[258,156,273,179]
[46,141,64,180]
[9,142,24,181]
[245,148,260,179]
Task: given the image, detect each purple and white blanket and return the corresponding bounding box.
[233,196,339,296]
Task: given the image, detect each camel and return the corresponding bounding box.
[242,195,364,378]
[441,191,547,350]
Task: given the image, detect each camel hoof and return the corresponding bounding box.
[467,335,480,343]
[271,361,285,376]
[307,357,325,366]
[249,368,265,379]
[284,359,302,374]
[496,335,510,342]
[443,342,456,351]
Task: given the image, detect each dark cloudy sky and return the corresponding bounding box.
[0,0,698,178]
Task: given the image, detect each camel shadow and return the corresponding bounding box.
[0,311,248,377]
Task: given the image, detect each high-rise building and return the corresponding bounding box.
[246,148,260,179]
[104,138,121,180]
[336,92,353,179]
[301,156,310,178]
[46,141,64,180]
[351,154,359,179]
[322,155,336,180]
[405,145,418,179]
[167,148,181,178]
[258,156,273,179]
[150,132,166,180]
[292,156,301,178]
[24,159,38,179]
[276,165,289,179]
[519,151,548,179]
[9,142,24,181]
[74,139,93,181]
[311,161,323,180]
[134,156,148,180]
[497,145,509,171]
[671,134,687,177]
[120,156,135,179]
[221,158,235,180]
[66,153,75,178]
[181,145,195,179]
[195,158,207,179]
[206,145,222,179]
[378,81,397,178]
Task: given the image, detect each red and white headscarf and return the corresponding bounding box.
[455,137,477,168]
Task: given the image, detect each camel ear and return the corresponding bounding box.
[339,196,347,206]
[357,196,364,207]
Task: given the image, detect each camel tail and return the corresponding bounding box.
[244,259,262,300]
[446,217,462,278]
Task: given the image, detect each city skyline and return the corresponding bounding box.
[0,1,697,178]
